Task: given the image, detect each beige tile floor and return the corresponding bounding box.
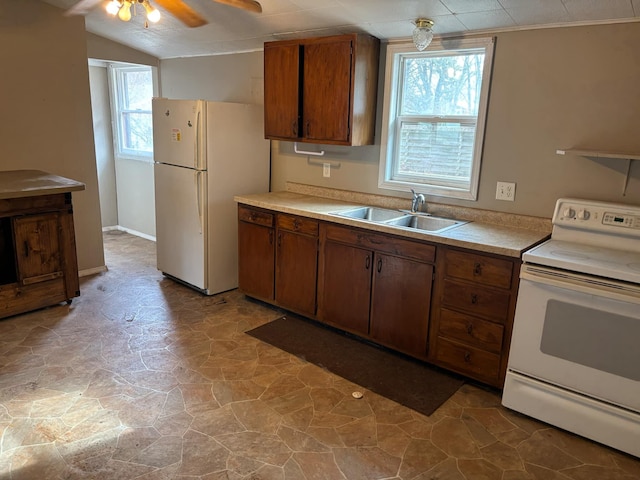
[0,230,639,479]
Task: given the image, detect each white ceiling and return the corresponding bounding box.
[42,0,640,59]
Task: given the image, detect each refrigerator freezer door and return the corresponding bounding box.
[152,98,206,170]
[155,163,207,290]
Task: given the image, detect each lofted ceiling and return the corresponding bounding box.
[41,0,640,59]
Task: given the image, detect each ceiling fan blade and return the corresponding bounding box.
[153,0,209,27]
[213,0,262,14]
[65,0,104,16]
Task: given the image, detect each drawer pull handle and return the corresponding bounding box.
[269,231,274,245]
[471,294,478,304]
[292,120,298,136]
[277,233,282,247]
[466,323,473,334]
[293,219,300,230]
[464,351,471,363]
[365,255,370,270]
[474,262,482,276]
[249,212,256,221]
[377,258,383,273]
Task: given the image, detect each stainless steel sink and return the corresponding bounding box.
[386,214,467,232]
[333,206,406,222]
[330,206,467,234]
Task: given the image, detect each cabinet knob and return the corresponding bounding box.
[473,262,482,276]
[377,257,382,273]
[464,351,471,363]
[293,219,300,230]
[466,323,473,335]
[471,294,478,304]
[292,121,298,136]
[365,255,370,270]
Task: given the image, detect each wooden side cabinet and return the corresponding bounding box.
[0,193,80,320]
[428,247,521,387]
[264,33,380,146]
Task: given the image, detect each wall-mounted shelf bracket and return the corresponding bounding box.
[556,149,640,196]
[294,142,325,157]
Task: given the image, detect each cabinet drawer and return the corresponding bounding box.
[322,224,435,263]
[444,249,513,290]
[434,336,501,381]
[441,279,511,323]
[277,214,319,236]
[438,308,504,353]
[238,205,274,228]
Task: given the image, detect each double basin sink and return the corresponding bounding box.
[330,206,467,234]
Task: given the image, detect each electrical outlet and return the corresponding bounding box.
[323,163,331,178]
[496,181,516,201]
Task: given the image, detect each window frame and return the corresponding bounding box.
[108,64,155,162]
[378,37,495,201]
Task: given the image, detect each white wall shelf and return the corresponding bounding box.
[556,149,640,196]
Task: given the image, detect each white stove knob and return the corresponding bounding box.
[577,209,590,220]
[563,207,576,218]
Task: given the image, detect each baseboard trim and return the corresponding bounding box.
[79,265,108,277]
[102,225,156,242]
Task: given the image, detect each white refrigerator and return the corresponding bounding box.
[152,98,270,295]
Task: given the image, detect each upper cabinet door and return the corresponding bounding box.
[264,43,300,140]
[263,34,379,146]
[303,39,352,143]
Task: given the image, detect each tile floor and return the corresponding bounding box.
[0,231,639,479]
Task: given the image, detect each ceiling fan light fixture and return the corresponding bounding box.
[106,0,121,16]
[117,0,132,21]
[142,0,161,23]
[413,18,434,51]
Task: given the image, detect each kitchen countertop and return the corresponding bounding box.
[234,191,551,258]
[0,170,85,200]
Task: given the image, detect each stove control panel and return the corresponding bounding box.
[553,198,640,236]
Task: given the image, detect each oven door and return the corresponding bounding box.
[507,264,640,413]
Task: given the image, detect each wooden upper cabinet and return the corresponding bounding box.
[264,33,380,146]
[264,43,300,139]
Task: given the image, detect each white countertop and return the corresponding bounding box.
[0,170,85,200]
[235,191,550,258]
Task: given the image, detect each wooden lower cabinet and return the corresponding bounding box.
[0,193,80,320]
[238,205,522,387]
[318,223,435,359]
[275,215,319,317]
[428,246,520,387]
[369,253,433,359]
[237,205,318,317]
[238,206,275,302]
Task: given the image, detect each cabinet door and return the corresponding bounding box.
[238,221,275,301]
[370,253,433,359]
[275,230,318,316]
[13,214,63,285]
[264,43,301,139]
[318,240,372,335]
[303,39,352,143]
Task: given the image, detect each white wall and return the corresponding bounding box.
[0,1,104,272]
[87,38,160,239]
[89,64,118,228]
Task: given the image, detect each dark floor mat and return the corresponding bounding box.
[246,314,465,416]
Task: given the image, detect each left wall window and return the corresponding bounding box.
[110,65,154,160]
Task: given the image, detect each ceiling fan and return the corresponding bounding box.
[65,0,262,28]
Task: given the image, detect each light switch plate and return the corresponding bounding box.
[323,163,331,178]
[496,181,516,201]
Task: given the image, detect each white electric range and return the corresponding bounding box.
[502,198,640,458]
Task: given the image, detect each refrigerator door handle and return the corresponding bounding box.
[196,171,204,234]
[195,108,202,169]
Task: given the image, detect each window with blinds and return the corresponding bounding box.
[379,37,495,200]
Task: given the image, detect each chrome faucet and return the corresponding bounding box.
[410,189,425,213]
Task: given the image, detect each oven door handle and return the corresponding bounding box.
[521,264,640,304]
